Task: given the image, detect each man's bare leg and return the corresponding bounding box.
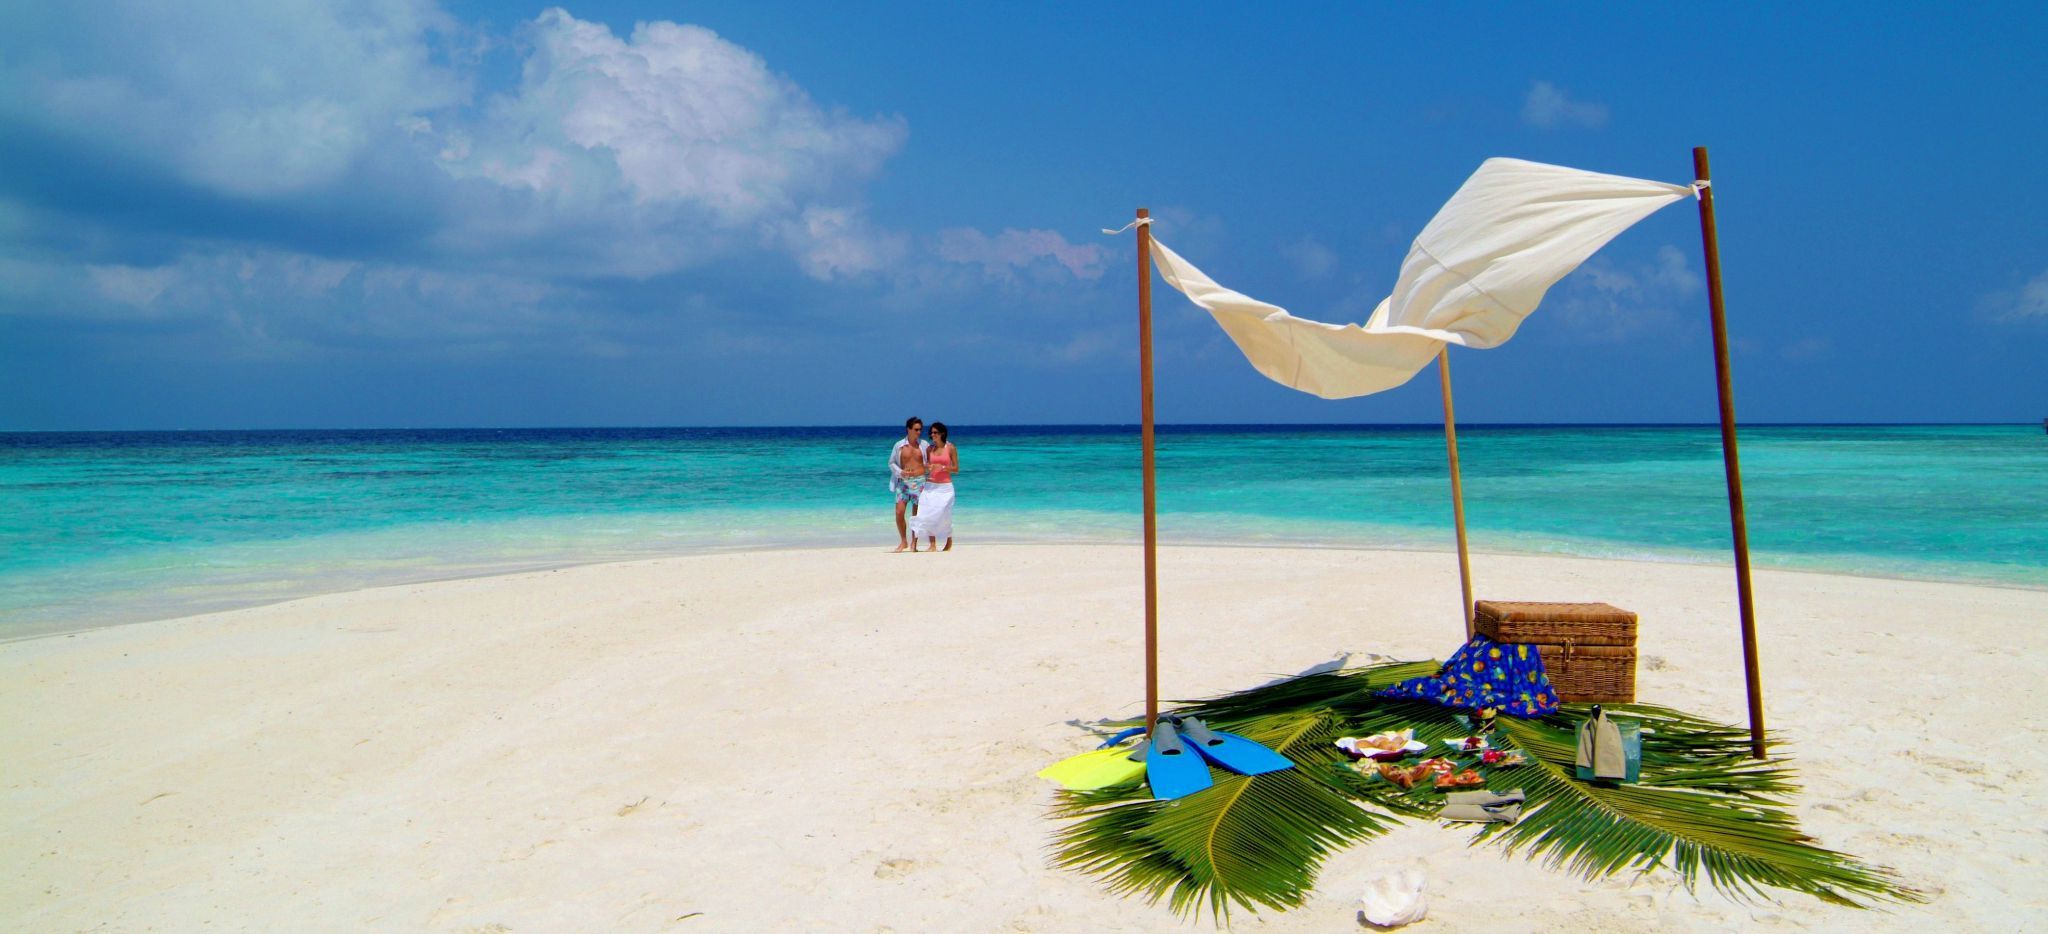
[893,501,910,552]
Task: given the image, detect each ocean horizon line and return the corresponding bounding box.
[2,420,2038,437]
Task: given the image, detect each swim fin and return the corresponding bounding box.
[1175,716,1294,775]
[1145,718,1214,800]
[1038,745,1147,791]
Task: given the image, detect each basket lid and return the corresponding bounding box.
[1474,600,1637,625]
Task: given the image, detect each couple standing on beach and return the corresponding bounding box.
[889,416,959,553]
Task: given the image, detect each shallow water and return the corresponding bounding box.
[2,424,2042,636]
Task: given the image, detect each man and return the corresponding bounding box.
[888,417,929,553]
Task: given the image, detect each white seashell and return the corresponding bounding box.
[1358,869,1427,927]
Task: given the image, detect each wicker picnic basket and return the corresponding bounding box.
[1473,600,1638,704]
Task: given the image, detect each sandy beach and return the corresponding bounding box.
[4,544,2043,931]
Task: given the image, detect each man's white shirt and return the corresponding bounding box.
[888,438,930,490]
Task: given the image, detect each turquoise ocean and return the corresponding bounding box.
[2,424,2042,638]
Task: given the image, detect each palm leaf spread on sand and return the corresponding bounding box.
[1048,661,1919,921]
[1052,709,1400,917]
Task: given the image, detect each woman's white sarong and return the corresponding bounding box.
[909,481,954,540]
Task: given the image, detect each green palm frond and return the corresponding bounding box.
[1050,709,1402,920]
[1480,712,1920,907]
[1048,660,1921,920]
[1174,660,1439,723]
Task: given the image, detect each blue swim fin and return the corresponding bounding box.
[1175,716,1294,776]
[1144,719,1214,800]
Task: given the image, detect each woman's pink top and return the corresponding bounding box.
[927,446,955,483]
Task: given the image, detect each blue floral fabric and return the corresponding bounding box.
[1378,635,1561,717]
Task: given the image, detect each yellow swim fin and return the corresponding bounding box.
[1037,745,1147,791]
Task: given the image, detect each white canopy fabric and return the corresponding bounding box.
[1148,158,1694,399]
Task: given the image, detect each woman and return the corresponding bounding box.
[909,422,959,551]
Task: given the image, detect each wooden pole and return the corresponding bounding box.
[1692,147,1767,759]
[1437,349,1474,637]
[1136,208,1160,734]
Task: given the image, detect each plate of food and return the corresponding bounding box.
[1442,736,1490,753]
[1374,761,1426,788]
[1336,731,1428,761]
[1436,767,1487,789]
[1377,758,1474,790]
[1374,758,1452,788]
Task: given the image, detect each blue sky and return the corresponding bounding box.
[2,1,2043,429]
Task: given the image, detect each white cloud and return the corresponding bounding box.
[1979,269,2048,322]
[1282,236,1337,280]
[933,227,1107,281]
[0,4,1147,375]
[87,264,180,307]
[415,7,909,283]
[3,246,585,356]
[1,0,469,197]
[3,5,913,283]
[1550,245,1700,341]
[444,10,904,225]
[779,206,908,279]
[1521,81,1609,130]
[359,263,551,313]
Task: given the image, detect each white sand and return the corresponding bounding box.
[3,545,2044,931]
